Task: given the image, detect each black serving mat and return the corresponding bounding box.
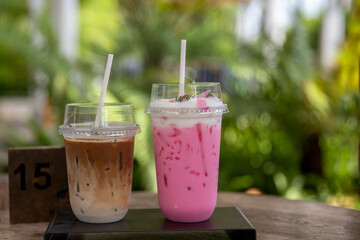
[44,207,256,240]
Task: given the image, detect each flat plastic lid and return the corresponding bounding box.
[58,122,140,137]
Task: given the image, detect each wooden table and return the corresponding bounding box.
[0,191,359,240]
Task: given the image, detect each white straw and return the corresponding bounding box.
[179,39,186,96]
[94,54,113,128]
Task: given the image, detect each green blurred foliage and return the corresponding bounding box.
[0,0,359,209]
[0,0,31,95]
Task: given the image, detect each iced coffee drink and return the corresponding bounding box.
[59,104,140,223]
[146,83,228,222]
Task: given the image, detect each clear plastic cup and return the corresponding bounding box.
[145,82,228,222]
[58,103,140,223]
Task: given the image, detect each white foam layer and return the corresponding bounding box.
[149,97,224,108]
[151,114,223,128]
[148,97,226,128]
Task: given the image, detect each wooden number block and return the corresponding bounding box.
[8,146,69,224]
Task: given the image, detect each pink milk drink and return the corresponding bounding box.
[146,82,228,222]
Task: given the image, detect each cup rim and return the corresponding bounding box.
[151,82,220,86]
[145,104,228,114]
[58,123,141,137]
[65,103,134,107]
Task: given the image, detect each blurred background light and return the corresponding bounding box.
[0,0,358,209]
